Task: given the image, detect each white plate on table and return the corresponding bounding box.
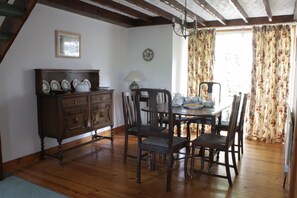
[183,103,204,110]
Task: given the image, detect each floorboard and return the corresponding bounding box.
[13,132,288,198]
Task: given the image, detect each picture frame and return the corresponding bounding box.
[55,30,81,58]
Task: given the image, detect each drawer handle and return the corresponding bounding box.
[100,112,104,118]
[73,117,79,123]
[100,97,104,101]
[74,100,77,104]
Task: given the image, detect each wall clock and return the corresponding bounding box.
[143,48,154,62]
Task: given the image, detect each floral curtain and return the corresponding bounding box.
[187,29,216,96]
[246,25,292,143]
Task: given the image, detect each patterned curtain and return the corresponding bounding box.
[187,29,216,96]
[246,25,292,143]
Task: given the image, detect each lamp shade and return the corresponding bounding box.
[124,71,144,82]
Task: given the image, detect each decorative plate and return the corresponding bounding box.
[72,79,81,89]
[50,80,61,91]
[42,80,50,94]
[143,48,154,62]
[183,103,204,110]
[82,79,91,89]
[61,79,71,91]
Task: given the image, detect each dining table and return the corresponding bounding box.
[142,101,231,136]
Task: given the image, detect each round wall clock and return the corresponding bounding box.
[143,48,154,62]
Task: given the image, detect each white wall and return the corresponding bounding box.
[0,4,183,162]
[126,25,173,91]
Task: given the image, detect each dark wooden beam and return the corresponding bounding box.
[193,0,226,25]
[229,0,249,23]
[89,0,152,22]
[200,15,294,28]
[160,0,206,26]
[262,0,272,22]
[124,0,182,24]
[294,0,297,20]
[38,0,135,27]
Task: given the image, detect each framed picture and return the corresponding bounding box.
[55,30,80,58]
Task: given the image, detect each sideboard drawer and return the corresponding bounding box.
[92,93,112,103]
[62,96,88,107]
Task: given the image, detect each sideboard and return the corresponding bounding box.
[35,69,114,164]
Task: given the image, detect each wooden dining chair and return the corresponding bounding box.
[122,91,165,163]
[190,94,241,186]
[218,93,248,161]
[157,92,188,137]
[134,88,190,192]
[187,81,222,136]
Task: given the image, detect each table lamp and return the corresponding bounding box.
[125,71,144,90]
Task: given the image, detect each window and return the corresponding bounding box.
[213,30,252,119]
[214,30,252,101]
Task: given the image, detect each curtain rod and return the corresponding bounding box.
[197,22,297,31]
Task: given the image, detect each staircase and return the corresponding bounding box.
[0,0,37,63]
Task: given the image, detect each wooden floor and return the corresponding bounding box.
[13,131,288,198]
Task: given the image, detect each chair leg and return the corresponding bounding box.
[136,147,142,184]
[184,143,190,178]
[231,144,238,175]
[190,142,196,178]
[225,150,232,186]
[123,133,129,164]
[237,132,241,161]
[240,131,244,154]
[166,154,173,192]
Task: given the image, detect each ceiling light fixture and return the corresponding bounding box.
[172,0,197,39]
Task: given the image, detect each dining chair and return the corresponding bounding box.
[122,91,164,163]
[218,93,248,161]
[157,92,188,137]
[187,81,222,136]
[190,94,241,186]
[134,88,190,192]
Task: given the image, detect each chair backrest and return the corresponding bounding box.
[135,88,173,139]
[226,94,241,147]
[122,91,137,129]
[237,93,248,133]
[199,82,221,105]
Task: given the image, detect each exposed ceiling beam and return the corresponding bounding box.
[229,0,249,23]
[160,0,206,26]
[201,15,294,28]
[88,0,152,22]
[124,0,178,24]
[39,0,135,27]
[262,0,272,22]
[193,0,226,25]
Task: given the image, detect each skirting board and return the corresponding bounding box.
[2,125,125,173]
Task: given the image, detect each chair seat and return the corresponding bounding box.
[143,136,188,147]
[193,133,226,150]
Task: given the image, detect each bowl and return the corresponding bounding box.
[202,100,215,107]
[75,83,90,92]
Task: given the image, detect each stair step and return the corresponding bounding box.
[0,32,11,40]
[0,2,24,17]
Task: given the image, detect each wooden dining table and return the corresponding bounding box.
[142,102,231,135]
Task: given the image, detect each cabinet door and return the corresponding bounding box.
[92,102,112,128]
[63,106,90,138]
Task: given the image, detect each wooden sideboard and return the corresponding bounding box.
[35,69,114,164]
